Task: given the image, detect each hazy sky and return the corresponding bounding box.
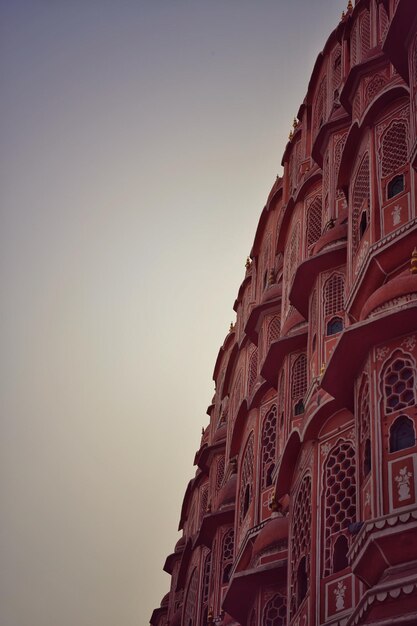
[1,2,344,625]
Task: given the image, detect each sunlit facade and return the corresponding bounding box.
[150,1,417,624]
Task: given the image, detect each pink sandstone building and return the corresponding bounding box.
[150,1,417,624]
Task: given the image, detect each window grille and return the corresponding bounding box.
[352,153,370,252]
[200,485,209,523]
[184,569,198,626]
[216,456,225,492]
[323,442,356,576]
[360,11,371,59]
[248,348,258,395]
[202,551,211,605]
[314,77,327,137]
[292,354,307,415]
[358,374,371,477]
[324,273,344,317]
[222,529,234,583]
[382,350,416,414]
[381,121,408,178]
[263,594,287,626]
[267,315,281,347]
[261,406,277,489]
[307,196,322,249]
[290,475,312,615]
[351,22,358,67]
[378,3,389,43]
[239,433,255,522]
[332,48,342,91]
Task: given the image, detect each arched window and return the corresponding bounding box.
[261,406,277,489]
[324,273,344,318]
[200,550,211,623]
[248,348,258,395]
[326,316,343,336]
[352,153,370,252]
[306,196,322,249]
[313,77,327,137]
[360,10,371,59]
[184,569,198,626]
[358,374,371,478]
[215,456,225,493]
[333,534,349,573]
[199,484,209,523]
[263,594,287,626]
[387,174,405,199]
[291,354,307,416]
[389,415,415,453]
[382,351,416,414]
[332,46,342,94]
[239,433,254,522]
[290,475,312,616]
[222,529,234,584]
[323,442,356,576]
[381,121,408,179]
[267,315,281,347]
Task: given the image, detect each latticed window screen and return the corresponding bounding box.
[200,485,209,523]
[360,11,371,59]
[307,196,322,248]
[267,315,281,347]
[291,354,307,411]
[351,22,358,67]
[378,3,389,43]
[261,406,277,489]
[278,370,285,421]
[352,153,370,252]
[284,222,300,315]
[324,273,344,317]
[332,47,342,92]
[358,374,371,477]
[323,442,356,576]
[381,121,408,178]
[202,551,211,605]
[221,529,234,583]
[184,568,198,626]
[290,475,312,616]
[248,348,258,395]
[239,433,255,522]
[263,594,287,626]
[313,77,327,137]
[382,350,416,414]
[215,456,225,492]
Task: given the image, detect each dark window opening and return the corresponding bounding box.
[222,563,232,584]
[294,399,305,416]
[265,463,274,488]
[333,535,349,573]
[296,556,308,607]
[387,174,405,199]
[363,438,371,477]
[389,415,415,453]
[359,210,368,239]
[312,334,317,352]
[326,316,343,336]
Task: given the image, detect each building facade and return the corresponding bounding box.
[150,1,417,625]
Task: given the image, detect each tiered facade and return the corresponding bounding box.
[150,1,417,624]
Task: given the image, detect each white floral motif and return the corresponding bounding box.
[334,580,347,611]
[402,335,416,351]
[392,205,402,226]
[321,442,332,457]
[376,346,389,361]
[394,466,413,502]
[365,491,371,507]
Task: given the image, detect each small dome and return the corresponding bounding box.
[252,515,289,559]
[217,474,237,508]
[360,269,417,320]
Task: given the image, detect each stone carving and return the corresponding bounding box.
[334,580,347,611]
[395,466,413,502]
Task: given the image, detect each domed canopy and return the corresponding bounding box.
[252,515,289,559]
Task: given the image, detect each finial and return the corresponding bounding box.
[320,363,326,376]
[208,608,214,625]
[229,322,235,333]
[269,494,279,512]
[202,427,205,435]
[245,257,251,269]
[411,248,417,274]
[230,457,237,474]
[347,0,353,11]
[341,10,345,20]
[268,269,275,286]
[289,130,294,141]
[293,117,298,129]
